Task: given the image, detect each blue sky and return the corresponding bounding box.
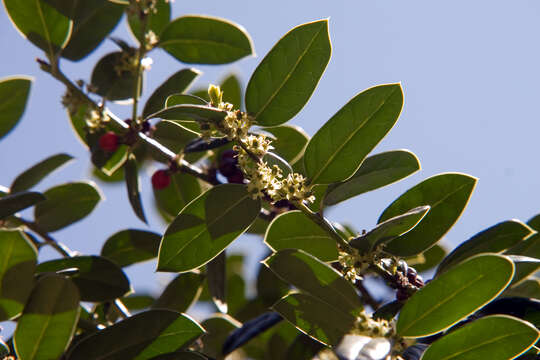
[1,0,540,327]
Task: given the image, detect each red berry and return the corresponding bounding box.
[152,170,171,189]
[98,132,119,152]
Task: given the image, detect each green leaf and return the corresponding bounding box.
[100,144,129,176]
[58,0,126,61]
[201,314,240,359]
[405,244,447,273]
[0,192,45,220]
[206,252,227,313]
[125,154,147,223]
[101,229,161,267]
[506,233,540,264]
[256,264,289,308]
[304,84,404,185]
[142,69,201,118]
[263,249,363,317]
[245,20,331,127]
[396,254,514,337]
[264,210,338,262]
[421,315,539,360]
[273,292,356,346]
[507,255,540,286]
[262,152,293,177]
[36,256,130,302]
[166,94,208,107]
[67,310,204,360]
[324,150,421,206]
[122,294,155,310]
[263,125,309,164]
[380,173,477,257]
[153,172,202,220]
[437,220,534,275]
[152,273,204,313]
[350,206,430,254]
[0,230,37,321]
[34,182,101,232]
[0,339,8,357]
[157,184,261,272]
[149,352,207,360]
[146,104,227,123]
[67,103,90,147]
[90,51,140,101]
[504,278,540,299]
[0,76,32,140]
[14,275,80,360]
[159,15,254,64]
[10,153,73,193]
[128,0,170,42]
[3,0,72,58]
[220,74,242,109]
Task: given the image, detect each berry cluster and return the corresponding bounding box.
[218,150,244,184]
[394,260,424,301]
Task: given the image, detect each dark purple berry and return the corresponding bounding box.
[219,150,239,177]
[227,171,244,184]
[396,288,409,302]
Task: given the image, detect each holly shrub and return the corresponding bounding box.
[0,1,539,360]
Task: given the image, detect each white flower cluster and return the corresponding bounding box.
[61,89,109,133]
[208,84,315,204]
[355,311,394,338]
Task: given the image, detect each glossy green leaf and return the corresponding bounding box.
[422,315,539,360]
[142,69,201,118]
[128,0,170,42]
[437,220,534,275]
[324,150,420,206]
[100,144,129,176]
[101,229,161,267]
[3,0,72,58]
[504,278,540,299]
[273,292,356,346]
[157,184,261,272]
[36,256,130,302]
[67,103,90,147]
[67,310,205,360]
[91,51,140,101]
[304,84,404,185]
[206,252,227,313]
[201,314,240,359]
[125,154,147,223]
[0,76,32,140]
[153,172,202,220]
[122,294,155,310]
[220,74,242,109]
[350,206,430,254]
[397,254,514,337]
[14,275,79,360]
[380,173,477,257]
[262,152,293,177]
[146,104,227,123]
[159,15,254,64]
[0,191,45,220]
[245,20,331,126]
[153,272,204,313]
[264,125,309,164]
[34,182,101,232]
[263,249,363,316]
[256,264,289,308]
[507,255,540,286]
[166,94,208,107]
[10,153,73,193]
[264,210,338,262]
[405,244,447,273]
[506,233,540,264]
[0,230,37,321]
[59,0,126,61]
[149,352,207,360]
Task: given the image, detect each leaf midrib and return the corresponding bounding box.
[160,38,247,52]
[254,23,325,119]
[310,87,398,184]
[163,193,252,268]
